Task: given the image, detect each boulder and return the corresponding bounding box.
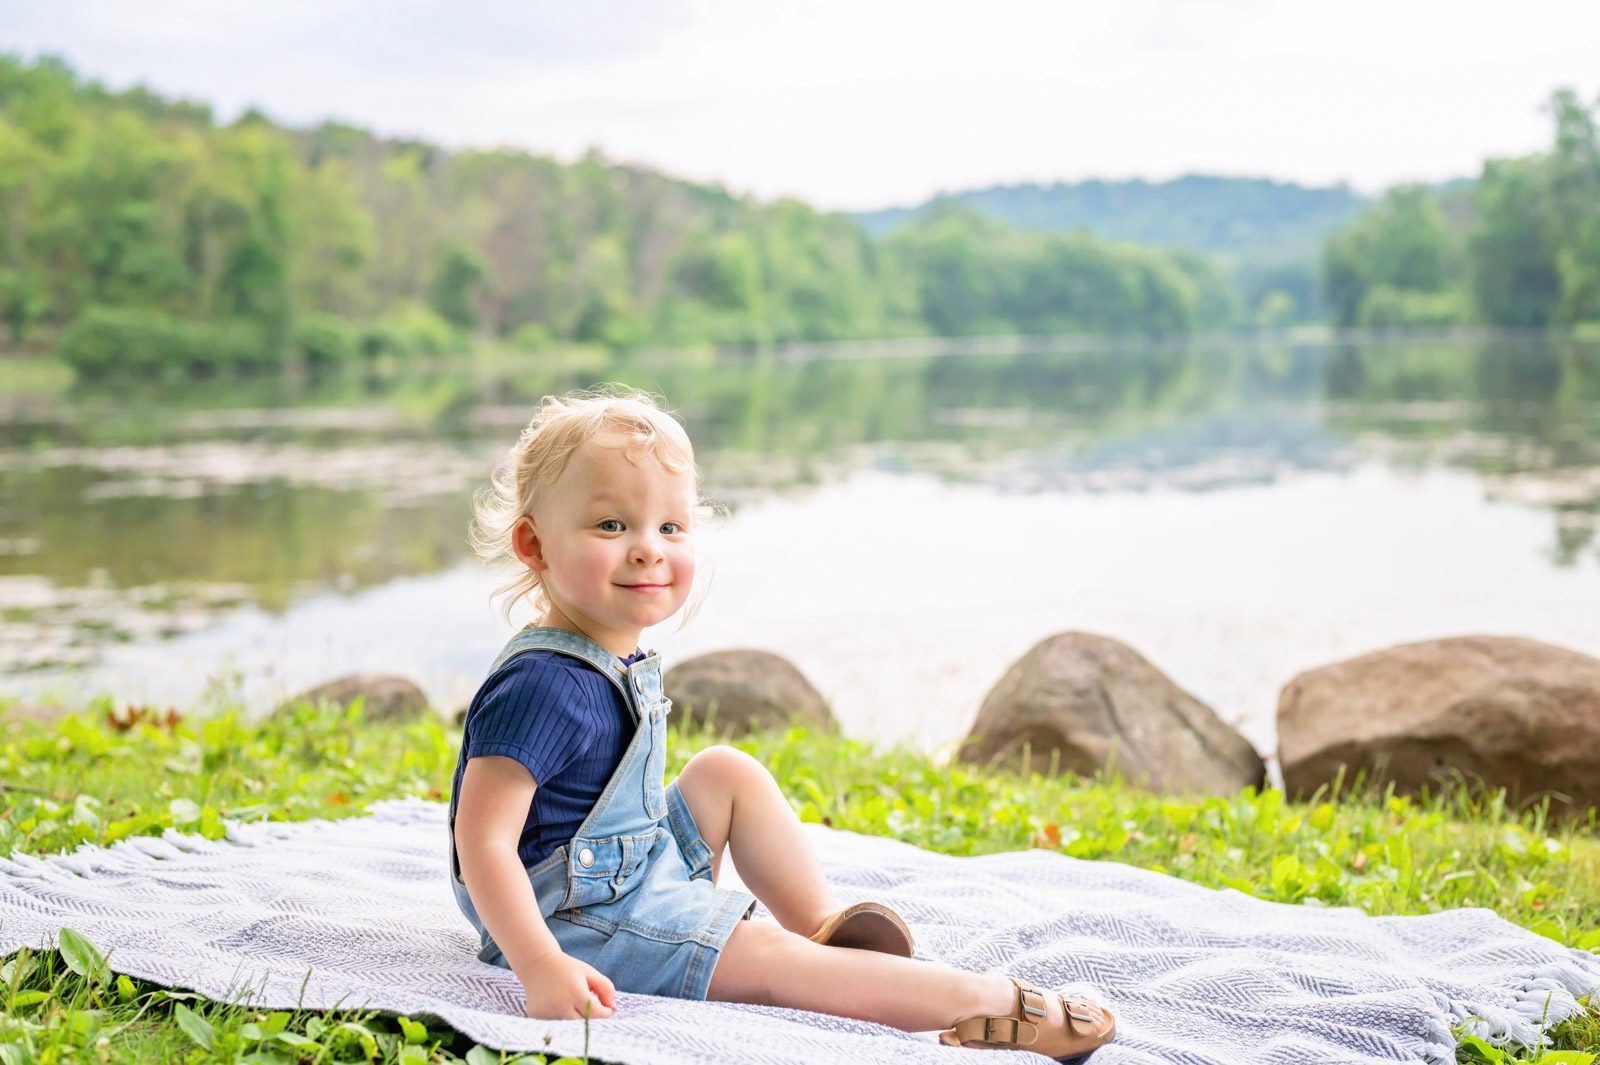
[280,673,430,723]
[1278,635,1600,812]
[960,632,1265,794]
[664,650,834,734]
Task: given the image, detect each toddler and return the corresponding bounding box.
[449,388,1116,1059]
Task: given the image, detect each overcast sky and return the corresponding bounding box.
[7,0,1600,211]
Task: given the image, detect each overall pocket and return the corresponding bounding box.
[563,834,652,910]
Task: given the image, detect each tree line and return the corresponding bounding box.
[1322,90,1600,329]
[855,175,1367,259]
[0,55,1240,380]
[7,54,1589,382]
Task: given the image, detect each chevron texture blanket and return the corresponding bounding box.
[1,800,1596,1065]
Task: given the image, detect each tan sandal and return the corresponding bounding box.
[938,977,1116,1061]
[807,902,915,957]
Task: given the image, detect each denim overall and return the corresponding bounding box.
[450,626,756,1000]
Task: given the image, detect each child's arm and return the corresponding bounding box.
[455,756,618,1020]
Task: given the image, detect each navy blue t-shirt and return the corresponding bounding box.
[452,647,645,869]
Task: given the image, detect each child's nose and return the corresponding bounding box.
[630,533,665,565]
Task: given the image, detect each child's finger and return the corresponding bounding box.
[586,965,618,1006]
[584,993,615,1019]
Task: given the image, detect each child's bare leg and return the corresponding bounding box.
[675,745,837,935]
[710,921,1064,1034]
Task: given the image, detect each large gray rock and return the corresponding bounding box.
[280,674,430,723]
[960,632,1265,794]
[1278,635,1600,812]
[664,650,834,735]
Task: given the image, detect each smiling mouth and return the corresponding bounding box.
[621,583,669,593]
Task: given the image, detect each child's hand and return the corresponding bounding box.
[521,952,618,1020]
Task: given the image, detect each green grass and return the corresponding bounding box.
[0,700,1596,1063]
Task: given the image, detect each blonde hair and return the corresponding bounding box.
[470,386,703,620]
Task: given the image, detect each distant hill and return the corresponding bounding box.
[853,176,1370,260]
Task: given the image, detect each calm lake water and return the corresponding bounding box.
[3,335,1598,761]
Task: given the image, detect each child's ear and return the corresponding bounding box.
[511,517,548,571]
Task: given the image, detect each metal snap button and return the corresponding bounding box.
[577,848,594,869]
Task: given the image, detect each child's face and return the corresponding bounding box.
[516,438,697,657]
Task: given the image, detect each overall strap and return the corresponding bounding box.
[489,625,634,709]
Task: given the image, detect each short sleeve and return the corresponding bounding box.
[463,652,597,788]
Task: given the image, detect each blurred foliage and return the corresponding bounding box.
[860,175,1366,327]
[0,55,1253,384]
[880,204,1239,336]
[6,58,1599,372]
[1323,89,1600,330]
[1323,184,1464,328]
[855,175,1367,260]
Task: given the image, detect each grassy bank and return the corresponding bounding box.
[0,700,1596,1063]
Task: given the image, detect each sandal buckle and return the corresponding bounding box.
[983,1017,1021,1043]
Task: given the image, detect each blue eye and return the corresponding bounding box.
[599,519,623,533]
[660,522,682,535]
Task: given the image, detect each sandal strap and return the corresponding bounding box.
[1063,997,1099,1033]
[944,1014,1040,1047]
[1013,979,1048,1021]
[935,978,1048,1049]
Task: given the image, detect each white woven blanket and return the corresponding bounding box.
[1,800,1596,1065]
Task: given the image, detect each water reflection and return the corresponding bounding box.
[2,335,1598,687]
[1323,338,1600,565]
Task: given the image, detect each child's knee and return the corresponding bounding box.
[682,744,766,792]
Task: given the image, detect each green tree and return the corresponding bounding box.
[369,146,441,310]
[0,115,46,340]
[0,53,1266,372]
[757,199,883,341]
[888,207,1216,336]
[567,234,642,347]
[884,205,1015,335]
[1468,157,1561,327]
[31,110,190,324]
[427,243,487,332]
[0,54,78,152]
[1322,185,1460,327]
[1545,89,1600,322]
[209,123,293,356]
[288,158,373,318]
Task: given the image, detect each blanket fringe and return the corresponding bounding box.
[1420,1013,1457,1065]
[1444,956,1600,1051]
